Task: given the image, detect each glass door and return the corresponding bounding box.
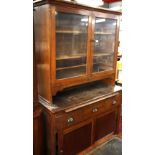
[92,16,117,73]
[56,12,89,80]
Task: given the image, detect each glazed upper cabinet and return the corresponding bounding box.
[34,3,120,101]
[55,10,117,78]
[53,7,119,93]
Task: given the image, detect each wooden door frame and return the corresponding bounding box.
[91,11,120,81]
[51,5,92,87]
[57,119,93,155]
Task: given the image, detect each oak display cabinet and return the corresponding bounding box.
[34,0,122,155]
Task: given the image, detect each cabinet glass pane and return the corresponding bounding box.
[56,12,88,79]
[93,17,117,73]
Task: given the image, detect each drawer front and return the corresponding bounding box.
[55,94,120,129]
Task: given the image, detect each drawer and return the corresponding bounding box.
[82,96,119,118]
[55,94,120,129]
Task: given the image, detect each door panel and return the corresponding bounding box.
[56,12,89,80]
[92,16,117,74]
[63,123,92,155]
[94,111,116,142]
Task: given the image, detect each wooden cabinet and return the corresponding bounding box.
[34,1,120,102]
[42,90,121,155]
[33,1,122,155]
[55,8,118,80]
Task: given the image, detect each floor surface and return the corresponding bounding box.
[86,137,122,155]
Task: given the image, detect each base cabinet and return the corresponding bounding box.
[59,111,117,155]
[43,92,121,155]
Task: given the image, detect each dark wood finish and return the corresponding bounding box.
[42,111,56,155]
[40,86,121,155]
[115,92,122,134]
[33,1,122,155]
[54,92,120,129]
[34,1,122,16]
[94,110,117,142]
[33,41,45,155]
[33,23,45,155]
[34,4,53,102]
[34,1,121,100]
[63,122,92,155]
[33,108,44,155]
[33,20,39,108]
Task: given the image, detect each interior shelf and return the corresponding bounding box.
[56,66,86,79]
[56,30,113,35]
[93,65,113,72]
[56,30,87,34]
[56,52,113,61]
[94,52,113,57]
[57,64,86,71]
[94,32,114,35]
[56,54,86,60]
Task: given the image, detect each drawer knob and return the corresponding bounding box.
[112,100,117,105]
[60,149,63,154]
[92,108,98,113]
[67,117,74,123]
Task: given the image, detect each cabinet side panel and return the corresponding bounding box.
[42,110,56,155]
[33,32,39,106]
[33,108,45,155]
[34,4,52,103]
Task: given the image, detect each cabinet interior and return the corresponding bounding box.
[55,11,117,80]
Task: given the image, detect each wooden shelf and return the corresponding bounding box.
[93,63,113,67]
[94,52,113,57]
[56,54,86,60]
[95,32,114,35]
[56,30,113,35]
[93,65,113,72]
[57,64,86,71]
[56,30,114,35]
[56,30,86,34]
[56,67,86,79]
[56,53,113,60]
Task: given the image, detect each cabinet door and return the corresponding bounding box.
[94,111,117,142]
[55,10,90,80]
[61,122,92,155]
[92,13,118,74]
